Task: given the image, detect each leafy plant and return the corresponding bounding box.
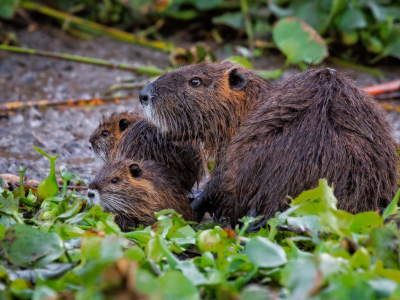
[33,146,59,201]
[1,152,400,299]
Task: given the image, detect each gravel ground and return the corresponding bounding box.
[0,27,399,182]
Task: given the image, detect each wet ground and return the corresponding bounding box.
[0,27,399,182]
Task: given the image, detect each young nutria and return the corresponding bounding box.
[87,159,196,231]
[139,61,272,156]
[89,112,142,162]
[89,111,205,192]
[139,63,399,230]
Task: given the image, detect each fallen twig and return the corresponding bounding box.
[380,103,400,114]
[0,96,136,114]
[0,45,165,76]
[19,1,185,54]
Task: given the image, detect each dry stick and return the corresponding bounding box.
[0,96,137,114]
[19,0,186,54]
[0,45,165,76]
[362,80,400,95]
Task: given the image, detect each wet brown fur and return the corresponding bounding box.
[140,61,271,156]
[88,159,196,231]
[141,63,399,230]
[89,111,205,191]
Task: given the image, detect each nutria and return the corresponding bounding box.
[89,112,142,162]
[89,111,205,191]
[87,159,196,231]
[139,61,272,156]
[139,63,399,230]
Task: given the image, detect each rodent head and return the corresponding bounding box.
[139,62,268,154]
[87,159,194,230]
[89,112,142,162]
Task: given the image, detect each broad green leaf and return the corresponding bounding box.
[176,261,208,286]
[336,8,367,31]
[158,270,200,300]
[213,12,244,30]
[368,278,398,299]
[193,0,222,10]
[3,224,64,267]
[280,257,320,300]
[225,56,253,69]
[383,188,400,219]
[319,273,375,300]
[351,247,370,270]
[0,0,19,19]
[273,17,328,65]
[287,215,321,233]
[246,237,287,268]
[240,284,275,300]
[349,212,383,235]
[256,69,283,80]
[0,190,20,219]
[367,227,399,269]
[123,246,145,261]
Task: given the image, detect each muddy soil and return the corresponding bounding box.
[0,27,399,182]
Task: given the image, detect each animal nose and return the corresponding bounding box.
[88,145,92,150]
[87,191,95,198]
[139,90,150,105]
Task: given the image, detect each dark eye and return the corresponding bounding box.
[111,177,119,184]
[189,77,202,87]
[102,130,109,137]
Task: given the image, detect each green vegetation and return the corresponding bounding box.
[1,150,400,299]
[1,0,400,69]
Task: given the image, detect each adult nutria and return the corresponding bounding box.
[140,63,399,230]
[139,61,272,155]
[89,111,205,192]
[87,159,196,231]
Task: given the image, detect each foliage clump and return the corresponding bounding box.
[1,151,400,299]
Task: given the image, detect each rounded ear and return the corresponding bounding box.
[228,68,247,90]
[129,163,143,178]
[119,118,130,132]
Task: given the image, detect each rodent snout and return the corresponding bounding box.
[139,79,156,106]
[86,189,100,206]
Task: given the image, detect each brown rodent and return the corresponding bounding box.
[87,159,196,231]
[89,111,205,192]
[139,63,399,230]
[89,112,142,162]
[139,61,272,156]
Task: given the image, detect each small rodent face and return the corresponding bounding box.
[87,159,195,229]
[87,160,149,220]
[138,62,249,150]
[89,112,142,162]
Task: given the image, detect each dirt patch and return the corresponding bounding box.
[0,26,399,182]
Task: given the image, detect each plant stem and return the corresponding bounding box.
[0,45,165,76]
[240,0,254,63]
[327,57,383,78]
[19,1,185,54]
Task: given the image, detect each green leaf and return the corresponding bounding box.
[280,257,320,300]
[273,17,328,65]
[246,237,287,268]
[336,8,367,31]
[382,189,400,219]
[349,211,383,235]
[367,227,399,269]
[0,0,19,19]
[351,247,370,270]
[176,261,208,286]
[158,270,200,300]
[193,0,222,10]
[256,69,283,80]
[213,12,244,30]
[3,224,64,267]
[225,56,253,69]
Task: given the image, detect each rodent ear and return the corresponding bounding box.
[129,163,143,178]
[119,118,130,132]
[228,68,247,90]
